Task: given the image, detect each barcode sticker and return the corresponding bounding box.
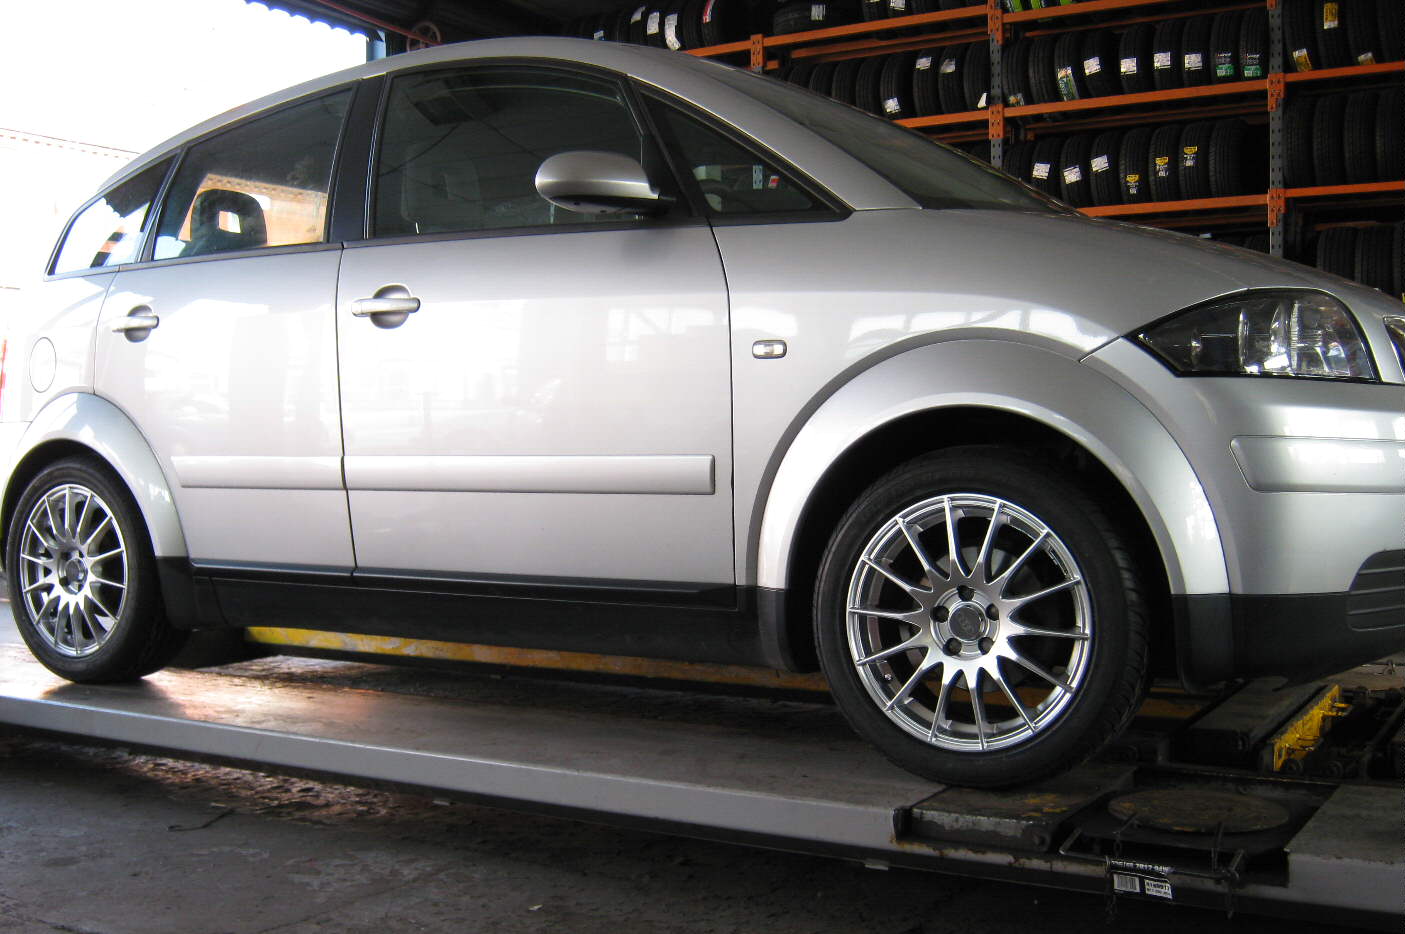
[1183,52,1203,71]
[1084,56,1102,75]
[647,11,660,33]
[1154,51,1173,69]
[883,97,901,114]
[812,3,827,20]
[1063,165,1082,184]
[1032,161,1051,180]
[1091,154,1110,172]
[1120,56,1138,75]
[916,56,933,70]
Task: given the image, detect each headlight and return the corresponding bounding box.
[1384,316,1405,372]
[1137,291,1374,380]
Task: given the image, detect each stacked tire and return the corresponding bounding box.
[778,43,990,118]
[1282,0,1405,72]
[1282,90,1404,188]
[1310,222,1405,297]
[564,0,756,51]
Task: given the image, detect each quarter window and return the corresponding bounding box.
[51,159,172,275]
[374,68,648,236]
[152,91,351,260]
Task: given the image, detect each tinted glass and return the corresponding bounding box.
[375,68,646,236]
[652,102,820,216]
[51,159,172,275]
[702,63,1064,213]
[153,90,350,260]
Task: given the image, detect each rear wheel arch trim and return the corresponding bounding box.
[2,393,187,561]
[750,340,1229,605]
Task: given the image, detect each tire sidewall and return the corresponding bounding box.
[814,448,1141,786]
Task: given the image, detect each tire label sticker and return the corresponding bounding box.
[1292,48,1312,70]
[1063,165,1082,184]
[1120,56,1138,75]
[1109,860,1175,900]
[665,13,680,48]
[1181,146,1198,168]
[1124,173,1141,195]
[1056,66,1077,100]
[916,56,933,70]
[703,0,715,22]
[1216,52,1235,77]
[647,11,661,34]
[594,28,606,39]
[1357,52,1377,65]
[883,96,902,114]
[1243,52,1262,76]
[941,57,958,74]
[1007,92,1025,105]
[1091,154,1111,172]
[978,91,988,109]
[1183,52,1203,72]
[1084,56,1102,75]
[1154,51,1173,70]
[1032,161,1051,180]
[812,3,827,21]
[752,165,764,190]
[1323,2,1339,29]
[1154,155,1171,178]
[890,0,907,11]
[631,5,645,23]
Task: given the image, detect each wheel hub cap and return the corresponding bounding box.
[946,604,987,642]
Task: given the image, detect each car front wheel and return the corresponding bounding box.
[814,446,1148,788]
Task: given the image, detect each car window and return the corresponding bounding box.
[152,90,351,261]
[51,159,173,275]
[374,67,648,237]
[648,100,822,217]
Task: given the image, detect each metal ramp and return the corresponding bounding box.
[0,644,1400,929]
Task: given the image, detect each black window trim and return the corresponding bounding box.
[43,155,178,281]
[358,56,705,247]
[635,85,852,226]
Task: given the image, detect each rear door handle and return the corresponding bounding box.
[351,285,420,329]
[112,306,159,342]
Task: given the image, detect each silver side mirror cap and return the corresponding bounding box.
[535,150,670,216]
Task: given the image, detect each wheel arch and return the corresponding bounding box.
[2,393,187,564]
[750,340,1228,675]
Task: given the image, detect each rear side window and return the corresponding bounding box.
[374,67,647,237]
[152,90,351,260]
[51,159,172,275]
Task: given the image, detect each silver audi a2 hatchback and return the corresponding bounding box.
[6,38,1403,787]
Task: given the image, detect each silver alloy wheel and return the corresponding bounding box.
[846,493,1092,752]
[17,483,129,658]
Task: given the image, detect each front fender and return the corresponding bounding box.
[754,339,1228,598]
[2,392,187,559]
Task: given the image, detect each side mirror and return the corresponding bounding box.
[534,150,670,216]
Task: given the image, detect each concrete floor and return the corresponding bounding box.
[0,599,1385,934]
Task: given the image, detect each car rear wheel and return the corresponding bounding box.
[7,457,185,682]
[814,447,1148,787]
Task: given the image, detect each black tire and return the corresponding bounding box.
[1058,134,1094,207]
[1151,19,1185,90]
[1355,223,1396,292]
[700,0,750,42]
[1003,38,1034,106]
[1313,0,1351,68]
[1176,120,1215,200]
[1087,130,1123,205]
[644,3,669,46]
[1344,0,1381,65]
[855,54,888,115]
[879,51,918,118]
[1393,222,1405,299]
[1003,140,1035,184]
[813,448,1149,789]
[860,0,886,21]
[1118,125,1154,203]
[1148,123,1182,202]
[937,44,970,114]
[1284,97,1316,188]
[1244,233,1271,253]
[1315,226,1359,278]
[808,61,839,96]
[1179,15,1213,87]
[1028,136,1065,196]
[1376,88,1405,182]
[662,1,688,50]
[1381,0,1405,62]
[1283,0,1319,71]
[1028,36,1061,105]
[609,10,633,42]
[627,4,649,44]
[1118,23,1156,94]
[830,59,861,105]
[963,40,992,111]
[1207,118,1249,196]
[1344,91,1379,184]
[7,457,187,683]
[1080,29,1122,99]
[913,49,941,115]
[1052,31,1088,101]
[1209,10,1244,82]
[678,0,705,49]
[787,59,817,87]
[1238,8,1269,78]
[1312,94,1349,185]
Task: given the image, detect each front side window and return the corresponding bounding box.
[374,67,648,237]
[153,90,351,260]
[51,159,172,275]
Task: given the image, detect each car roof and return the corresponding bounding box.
[97,37,914,212]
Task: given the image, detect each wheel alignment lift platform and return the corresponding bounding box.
[0,643,1400,929]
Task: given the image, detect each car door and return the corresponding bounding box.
[336,64,734,592]
[95,89,354,570]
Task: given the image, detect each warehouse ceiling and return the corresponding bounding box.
[260,0,622,43]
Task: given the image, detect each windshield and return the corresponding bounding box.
[702,64,1067,214]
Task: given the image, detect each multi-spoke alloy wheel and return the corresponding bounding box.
[17,482,129,657]
[7,458,185,683]
[815,448,1147,788]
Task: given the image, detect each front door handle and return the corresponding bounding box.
[351,285,420,329]
[112,306,159,342]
